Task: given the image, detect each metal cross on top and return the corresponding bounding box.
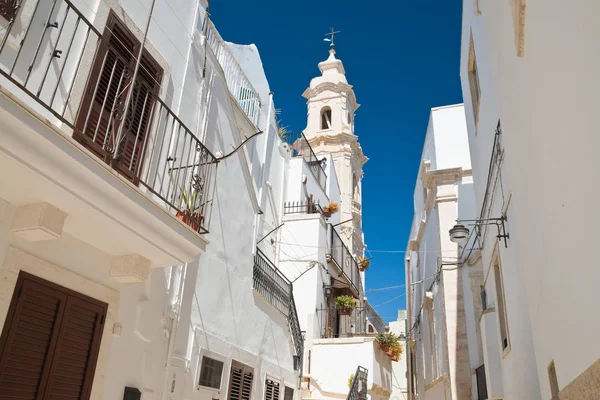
[324,27,341,48]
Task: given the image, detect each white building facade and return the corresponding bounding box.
[389,310,408,400]
[0,0,300,399]
[458,1,600,399]
[405,105,486,400]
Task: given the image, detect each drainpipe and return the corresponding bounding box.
[162,264,188,400]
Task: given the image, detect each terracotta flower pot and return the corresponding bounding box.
[379,344,391,353]
[177,210,204,231]
[337,307,353,316]
[323,207,332,218]
[391,355,399,362]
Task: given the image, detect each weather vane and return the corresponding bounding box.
[323,27,341,49]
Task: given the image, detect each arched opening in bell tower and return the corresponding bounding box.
[321,107,332,130]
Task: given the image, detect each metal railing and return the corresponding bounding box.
[329,227,362,296]
[316,307,368,338]
[253,248,292,317]
[284,132,327,190]
[204,20,260,127]
[284,200,325,217]
[252,249,304,375]
[347,366,368,400]
[289,295,304,374]
[0,0,217,234]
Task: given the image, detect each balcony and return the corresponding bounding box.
[204,20,261,127]
[253,249,304,372]
[0,0,218,266]
[284,199,325,218]
[329,227,362,297]
[284,132,327,191]
[316,306,368,338]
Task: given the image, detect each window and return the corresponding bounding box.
[468,33,481,132]
[228,361,254,400]
[493,256,510,352]
[321,107,332,130]
[74,11,163,183]
[0,0,17,21]
[199,356,224,389]
[347,111,352,125]
[475,365,488,400]
[284,386,294,400]
[0,272,107,400]
[265,378,281,400]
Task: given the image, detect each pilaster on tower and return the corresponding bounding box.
[302,48,368,278]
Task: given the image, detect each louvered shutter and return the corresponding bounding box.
[0,273,107,400]
[42,296,106,400]
[0,276,67,400]
[0,0,17,21]
[75,11,162,183]
[228,361,254,400]
[265,378,280,400]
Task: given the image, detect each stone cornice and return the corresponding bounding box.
[308,133,368,166]
[423,167,466,189]
[302,82,359,110]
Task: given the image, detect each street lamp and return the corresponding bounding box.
[449,224,470,244]
[448,216,510,248]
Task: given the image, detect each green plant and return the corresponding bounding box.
[347,374,354,388]
[181,186,199,212]
[376,332,400,346]
[277,118,289,139]
[335,295,357,310]
[391,343,403,359]
[358,256,371,271]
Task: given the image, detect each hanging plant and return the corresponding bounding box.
[376,332,400,354]
[347,374,354,388]
[323,201,339,217]
[335,295,357,315]
[390,343,403,362]
[358,256,371,271]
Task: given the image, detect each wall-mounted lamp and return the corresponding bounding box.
[323,283,333,298]
[449,216,510,248]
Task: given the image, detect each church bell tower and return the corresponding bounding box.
[302,44,368,264]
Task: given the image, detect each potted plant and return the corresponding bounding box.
[177,187,209,231]
[335,295,357,316]
[376,332,399,355]
[347,374,354,388]
[323,201,339,218]
[390,343,403,362]
[358,256,371,272]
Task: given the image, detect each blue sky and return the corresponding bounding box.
[211,0,464,322]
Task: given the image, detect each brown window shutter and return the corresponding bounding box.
[265,378,280,400]
[0,0,17,21]
[0,272,107,400]
[228,361,254,400]
[74,11,162,183]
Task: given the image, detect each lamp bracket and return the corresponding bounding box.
[457,216,509,248]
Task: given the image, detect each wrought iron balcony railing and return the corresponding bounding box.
[253,249,304,374]
[204,20,261,127]
[316,307,368,339]
[347,366,368,400]
[329,227,362,296]
[0,0,216,234]
[284,200,325,218]
[284,132,327,191]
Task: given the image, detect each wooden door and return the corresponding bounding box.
[0,272,107,400]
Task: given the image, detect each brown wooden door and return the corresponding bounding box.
[74,11,162,184]
[0,272,107,400]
